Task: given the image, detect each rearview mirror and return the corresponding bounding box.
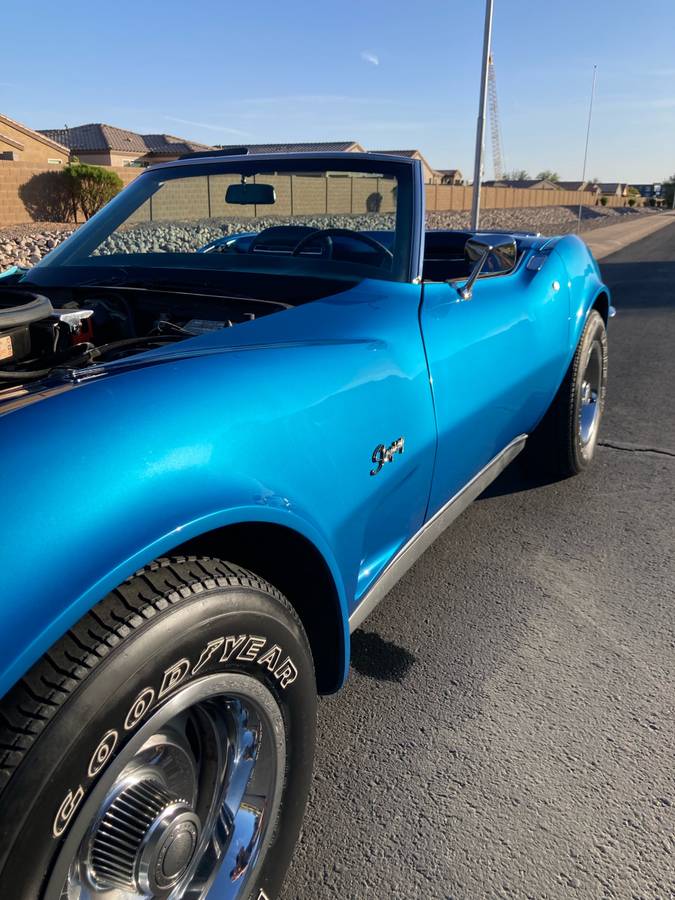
[456,234,517,300]
[225,183,276,205]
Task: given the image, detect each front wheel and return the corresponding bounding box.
[0,557,317,900]
[526,309,608,477]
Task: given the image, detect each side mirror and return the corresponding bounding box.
[455,234,518,300]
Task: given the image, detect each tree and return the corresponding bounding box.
[535,170,559,182]
[504,168,529,181]
[62,162,123,221]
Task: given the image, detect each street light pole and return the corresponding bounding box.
[577,65,598,232]
[470,0,495,232]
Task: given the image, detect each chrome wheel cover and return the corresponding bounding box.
[47,675,285,900]
[579,340,603,446]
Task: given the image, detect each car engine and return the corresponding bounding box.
[0,286,290,387]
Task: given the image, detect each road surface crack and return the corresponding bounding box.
[598,440,675,459]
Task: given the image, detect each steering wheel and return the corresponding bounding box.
[291,228,393,264]
[287,228,333,258]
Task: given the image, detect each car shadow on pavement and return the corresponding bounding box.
[350,630,417,683]
[477,456,564,500]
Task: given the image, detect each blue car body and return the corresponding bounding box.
[0,153,610,700]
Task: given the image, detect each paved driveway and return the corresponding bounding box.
[282,223,675,899]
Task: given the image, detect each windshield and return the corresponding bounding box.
[35,155,415,284]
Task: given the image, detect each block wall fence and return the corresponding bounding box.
[0,161,628,227]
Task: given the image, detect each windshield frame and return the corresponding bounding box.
[34,152,423,285]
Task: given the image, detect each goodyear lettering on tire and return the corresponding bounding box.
[53,634,297,840]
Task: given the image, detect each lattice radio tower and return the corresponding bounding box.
[487,54,504,180]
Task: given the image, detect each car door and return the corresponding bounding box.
[420,249,571,518]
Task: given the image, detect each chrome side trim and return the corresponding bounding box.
[348,434,528,633]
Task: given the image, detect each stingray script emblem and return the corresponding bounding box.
[370,437,405,476]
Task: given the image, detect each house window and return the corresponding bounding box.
[122,159,136,166]
[47,158,62,165]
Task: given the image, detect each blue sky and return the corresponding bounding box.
[2,0,674,182]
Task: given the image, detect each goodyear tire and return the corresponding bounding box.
[0,557,317,900]
[525,309,608,477]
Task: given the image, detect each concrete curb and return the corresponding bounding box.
[584,212,675,260]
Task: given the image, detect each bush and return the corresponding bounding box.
[600,196,608,206]
[63,162,123,220]
[628,198,636,207]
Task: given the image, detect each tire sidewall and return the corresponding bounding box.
[0,586,316,900]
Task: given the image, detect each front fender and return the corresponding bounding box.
[553,234,611,357]
[0,351,362,699]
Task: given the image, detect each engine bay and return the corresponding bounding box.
[0,285,291,386]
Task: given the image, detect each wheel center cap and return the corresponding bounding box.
[153,815,200,888]
[89,778,201,897]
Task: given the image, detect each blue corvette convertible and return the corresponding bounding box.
[0,152,610,899]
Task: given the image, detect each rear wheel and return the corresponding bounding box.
[0,557,316,900]
[526,309,608,477]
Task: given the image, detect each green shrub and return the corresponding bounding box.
[599,196,608,206]
[63,162,123,220]
[628,198,636,207]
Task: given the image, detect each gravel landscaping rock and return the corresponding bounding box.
[0,207,661,272]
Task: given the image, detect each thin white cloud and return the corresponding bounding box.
[228,94,392,106]
[360,51,380,66]
[163,115,251,137]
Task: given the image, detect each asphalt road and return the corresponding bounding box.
[282,223,675,899]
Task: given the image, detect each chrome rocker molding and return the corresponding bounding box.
[349,434,528,632]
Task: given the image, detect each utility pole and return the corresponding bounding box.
[470,0,494,232]
[577,65,597,232]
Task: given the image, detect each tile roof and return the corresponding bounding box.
[371,150,420,158]
[483,179,562,190]
[556,181,587,191]
[215,141,364,153]
[38,123,211,155]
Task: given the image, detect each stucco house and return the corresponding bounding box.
[371,149,440,184]
[557,181,589,191]
[0,113,69,165]
[38,124,212,167]
[436,168,464,185]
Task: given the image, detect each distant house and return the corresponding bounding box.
[633,183,665,206]
[0,113,69,165]
[483,178,562,190]
[596,183,625,198]
[436,168,464,185]
[557,181,589,191]
[371,149,439,184]
[38,123,212,167]
[216,141,365,155]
